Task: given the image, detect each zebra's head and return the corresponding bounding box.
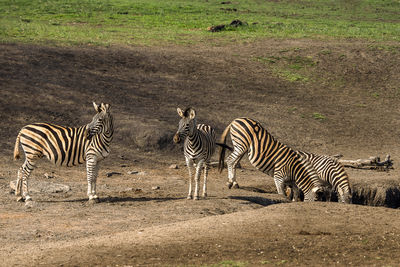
[173,107,196,144]
[87,102,114,140]
[338,187,352,204]
[304,186,325,202]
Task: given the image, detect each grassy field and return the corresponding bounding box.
[0,0,399,46]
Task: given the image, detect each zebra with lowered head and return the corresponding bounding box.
[173,107,217,200]
[218,117,324,201]
[292,151,352,203]
[13,102,113,203]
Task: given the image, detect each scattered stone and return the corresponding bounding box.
[44,172,54,179]
[120,164,128,168]
[230,19,247,27]
[221,1,232,4]
[127,171,139,175]
[106,172,122,177]
[207,24,225,32]
[220,7,237,12]
[119,187,134,193]
[169,164,179,169]
[119,155,128,160]
[208,19,248,32]
[152,186,160,190]
[25,200,36,208]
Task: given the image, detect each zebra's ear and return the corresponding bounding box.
[177,107,184,118]
[93,102,101,113]
[189,108,196,119]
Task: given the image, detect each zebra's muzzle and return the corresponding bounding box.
[173,134,181,144]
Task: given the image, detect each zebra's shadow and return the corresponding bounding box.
[228,195,287,207]
[42,196,184,203]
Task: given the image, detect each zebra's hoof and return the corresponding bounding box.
[16,196,24,202]
[232,183,240,189]
[227,182,233,189]
[193,196,199,200]
[202,193,207,198]
[187,195,192,200]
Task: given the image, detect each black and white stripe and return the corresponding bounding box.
[218,117,324,201]
[13,102,113,203]
[295,151,352,203]
[173,107,216,200]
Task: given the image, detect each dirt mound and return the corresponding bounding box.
[1,40,400,266]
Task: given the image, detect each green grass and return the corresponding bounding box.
[312,112,326,120]
[0,0,399,46]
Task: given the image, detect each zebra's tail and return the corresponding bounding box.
[14,132,21,160]
[216,143,233,151]
[218,123,232,173]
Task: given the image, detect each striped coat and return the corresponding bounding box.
[173,107,216,200]
[13,102,113,203]
[218,117,324,201]
[296,151,352,203]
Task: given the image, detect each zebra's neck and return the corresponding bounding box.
[187,126,200,145]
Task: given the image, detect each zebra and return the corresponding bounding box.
[288,151,352,203]
[173,107,217,200]
[13,102,113,203]
[218,117,324,201]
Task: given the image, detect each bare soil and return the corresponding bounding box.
[0,40,400,266]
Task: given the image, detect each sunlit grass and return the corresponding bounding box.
[0,0,399,46]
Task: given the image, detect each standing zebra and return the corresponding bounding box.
[293,151,352,203]
[173,107,216,200]
[218,117,324,201]
[13,102,113,203]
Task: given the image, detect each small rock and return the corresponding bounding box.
[44,172,54,179]
[120,164,128,168]
[169,164,179,169]
[207,24,226,32]
[152,186,160,190]
[106,172,122,177]
[25,200,35,208]
[127,171,139,175]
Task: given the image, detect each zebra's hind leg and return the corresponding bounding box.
[226,149,245,189]
[202,163,210,198]
[186,158,194,199]
[16,158,37,202]
[86,156,99,202]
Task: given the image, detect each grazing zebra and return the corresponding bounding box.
[173,107,217,200]
[292,151,352,203]
[218,117,324,201]
[13,102,113,203]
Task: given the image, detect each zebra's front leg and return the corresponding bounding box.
[16,159,36,202]
[194,160,204,200]
[86,156,99,202]
[186,158,194,199]
[202,163,210,198]
[273,169,289,199]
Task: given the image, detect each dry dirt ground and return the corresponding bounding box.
[0,40,400,266]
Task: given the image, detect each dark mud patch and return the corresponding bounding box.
[352,180,400,208]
